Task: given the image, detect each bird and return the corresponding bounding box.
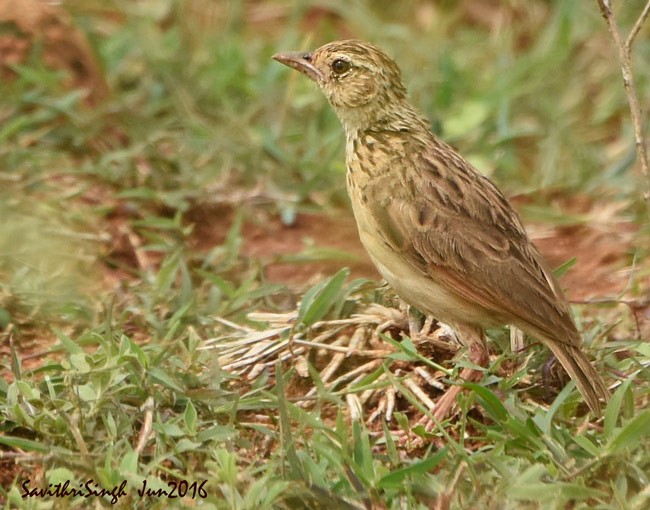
[273,40,609,419]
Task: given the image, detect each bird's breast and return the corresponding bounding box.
[344,136,503,328]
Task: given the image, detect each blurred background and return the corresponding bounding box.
[1,0,647,332]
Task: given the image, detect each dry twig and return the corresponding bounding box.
[597,0,650,217]
[135,396,154,456]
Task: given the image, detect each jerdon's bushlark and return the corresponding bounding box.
[273,40,609,418]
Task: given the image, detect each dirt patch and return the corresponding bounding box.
[0,0,109,105]
[186,204,379,288]
[187,202,635,300]
[533,223,635,301]
[242,212,378,285]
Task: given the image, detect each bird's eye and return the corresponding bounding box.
[331,59,350,75]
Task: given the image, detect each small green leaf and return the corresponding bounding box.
[15,381,40,402]
[148,367,184,392]
[465,382,507,422]
[77,383,98,402]
[103,412,117,438]
[69,353,91,373]
[377,449,447,489]
[154,249,183,296]
[119,336,148,368]
[538,381,574,435]
[382,420,399,466]
[553,257,577,278]
[196,425,235,443]
[606,411,650,455]
[176,438,203,452]
[0,435,49,452]
[184,400,197,434]
[47,467,77,485]
[53,328,83,355]
[154,422,185,437]
[119,448,138,474]
[275,361,301,479]
[298,268,349,327]
[351,421,373,482]
[604,377,633,438]
[0,307,11,329]
[572,435,599,456]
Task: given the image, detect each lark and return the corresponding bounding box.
[273,40,608,419]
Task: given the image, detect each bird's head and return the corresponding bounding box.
[273,40,410,132]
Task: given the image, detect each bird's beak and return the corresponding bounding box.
[272,51,322,81]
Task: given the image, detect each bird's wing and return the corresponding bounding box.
[366,146,580,347]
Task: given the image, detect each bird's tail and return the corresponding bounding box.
[544,340,609,415]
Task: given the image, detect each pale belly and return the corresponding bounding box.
[356,216,496,329]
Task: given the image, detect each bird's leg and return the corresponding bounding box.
[432,327,488,422]
[396,331,488,447]
[541,353,561,400]
[407,306,460,353]
[405,304,425,338]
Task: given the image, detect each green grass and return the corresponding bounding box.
[1,0,649,508]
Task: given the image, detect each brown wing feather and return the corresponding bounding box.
[367,144,581,348]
